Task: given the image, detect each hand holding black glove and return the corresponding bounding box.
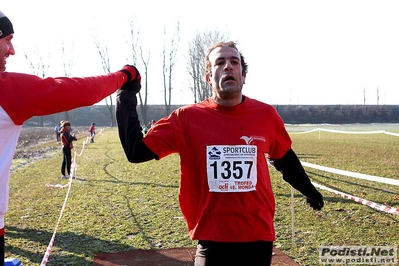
[119,65,141,93]
[306,190,324,211]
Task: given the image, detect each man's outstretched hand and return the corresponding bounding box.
[119,65,141,93]
[306,191,324,211]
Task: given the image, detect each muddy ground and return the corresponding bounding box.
[12,127,88,172]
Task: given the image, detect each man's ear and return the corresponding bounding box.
[206,73,212,86]
[243,74,246,84]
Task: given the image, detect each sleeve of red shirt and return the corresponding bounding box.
[266,105,292,159]
[0,71,128,125]
[143,110,181,159]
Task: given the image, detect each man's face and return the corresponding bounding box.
[0,34,15,72]
[206,46,246,100]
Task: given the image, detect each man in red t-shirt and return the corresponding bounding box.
[116,41,324,266]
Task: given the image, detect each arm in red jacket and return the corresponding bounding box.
[0,70,131,125]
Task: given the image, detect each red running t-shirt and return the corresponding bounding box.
[143,96,292,242]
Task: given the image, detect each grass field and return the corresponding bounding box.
[6,125,399,265]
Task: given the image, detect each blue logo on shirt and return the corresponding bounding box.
[208,147,221,160]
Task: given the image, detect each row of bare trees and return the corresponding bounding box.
[94,20,182,126]
[187,31,228,103]
[24,41,72,126]
[23,21,227,127]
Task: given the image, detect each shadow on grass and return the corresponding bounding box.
[6,225,193,265]
[76,146,179,189]
[6,225,133,265]
[297,153,323,159]
[79,176,180,189]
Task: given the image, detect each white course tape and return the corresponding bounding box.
[45,160,77,188]
[313,182,399,215]
[45,182,69,189]
[41,155,76,266]
[41,128,105,264]
[289,127,399,136]
[301,161,399,186]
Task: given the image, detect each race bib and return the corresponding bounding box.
[206,145,257,192]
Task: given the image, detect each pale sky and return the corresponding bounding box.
[2,0,399,105]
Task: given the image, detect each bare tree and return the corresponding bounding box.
[24,47,50,127]
[126,19,150,126]
[94,39,116,127]
[60,40,75,123]
[138,46,150,125]
[187,31,228,103]
[162,21,180,115]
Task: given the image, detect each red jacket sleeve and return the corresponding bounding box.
[0,71,128,125]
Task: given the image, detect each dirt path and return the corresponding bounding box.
[93,247,300,266]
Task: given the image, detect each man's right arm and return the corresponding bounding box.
[115,76,158,163]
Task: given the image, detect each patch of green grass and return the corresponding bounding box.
[275,125,399,265]
[6,126,399,265]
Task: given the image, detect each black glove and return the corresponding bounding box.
[119,65,141,93]
[271,149,324,211]
[121,78,141,93]
[306,191,324,211]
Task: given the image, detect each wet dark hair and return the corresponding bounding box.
[205,41,248,77]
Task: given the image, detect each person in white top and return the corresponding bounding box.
[0,10,140,263]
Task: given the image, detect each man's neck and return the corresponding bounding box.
[212,94,244,107]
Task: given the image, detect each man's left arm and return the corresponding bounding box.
[270,148,324,210]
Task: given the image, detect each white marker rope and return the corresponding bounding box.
[312,182,399,215]
[301,161,399,187]
[301,162,398,214]
[76,128,104,157]
[45,182,69,189]
[76,129,103,157]
[40,151,78,265]
[45,160,78,188]
[41,128,106,264]
[290,187,295,244]
[46,128,104,188]
[289,127,399,136]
